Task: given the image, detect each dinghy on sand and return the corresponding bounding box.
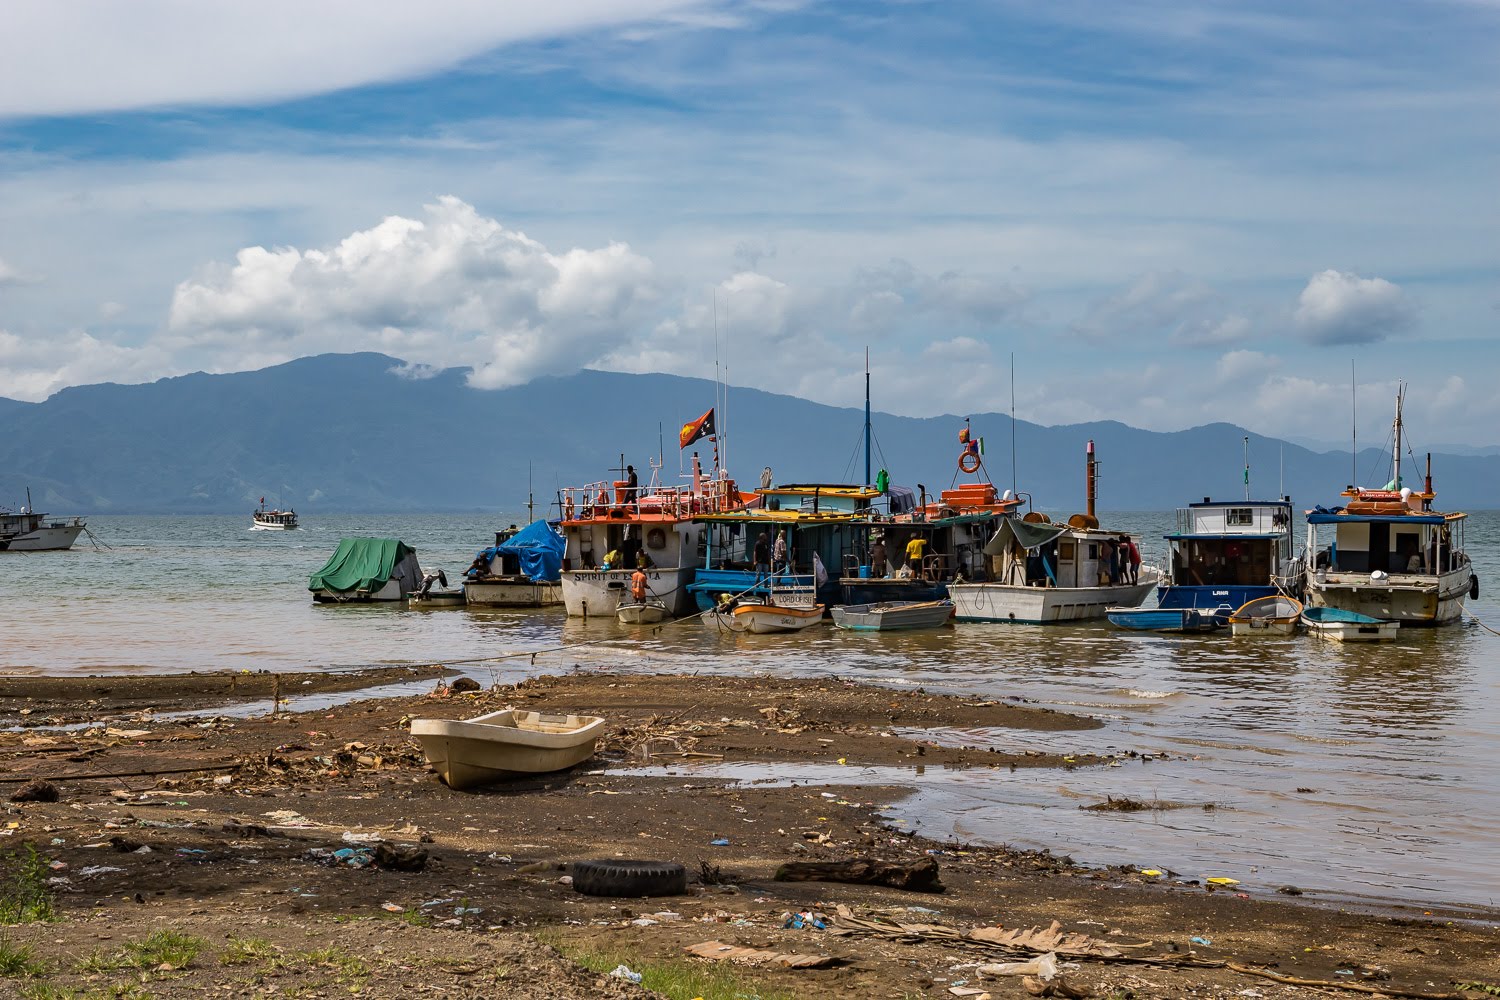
[410,709,606,790]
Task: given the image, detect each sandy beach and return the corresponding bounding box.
[0,667,1493,999]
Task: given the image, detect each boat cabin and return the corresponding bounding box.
[1307,510,1463,577]
[986,517,1140,589]
[1167,500,1295,589]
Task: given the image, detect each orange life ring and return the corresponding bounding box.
[958,452,981,474]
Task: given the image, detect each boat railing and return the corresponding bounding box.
[558,478,742,520]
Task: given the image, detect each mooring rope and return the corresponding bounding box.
[1462,604,1500,637]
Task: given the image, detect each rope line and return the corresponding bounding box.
[1462,604,1500,637]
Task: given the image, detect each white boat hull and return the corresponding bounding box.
[462,579,564,607]
[1307,619,1400,642]
[703,603,825,634]
[311,578,407,602]
[1,523,85,552]
[1230,618,1298,636]
[562,567,695,618]
[1304,564,1471,626]
[950,579,1155,624]
[409,709,605,790]
[617,601,667,624]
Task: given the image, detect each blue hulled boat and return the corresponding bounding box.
[1108,497,1299,633]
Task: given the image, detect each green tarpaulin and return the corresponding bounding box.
[308,538,417,595]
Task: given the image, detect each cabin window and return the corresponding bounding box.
[1227,508,1253,526]
[1058,541,1074,561]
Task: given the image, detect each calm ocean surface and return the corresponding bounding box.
[3,510,1498,915]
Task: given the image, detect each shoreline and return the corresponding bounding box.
[0,668,1494,998]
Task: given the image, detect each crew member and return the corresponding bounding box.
[630,567,649,603]
[905,535,928,575]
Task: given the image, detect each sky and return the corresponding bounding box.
[1,0,1497,448]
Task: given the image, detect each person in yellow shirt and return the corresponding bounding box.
[904,536,928,576]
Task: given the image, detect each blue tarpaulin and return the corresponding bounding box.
[481,519,564,582]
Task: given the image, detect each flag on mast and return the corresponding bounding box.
[679,408,716,449]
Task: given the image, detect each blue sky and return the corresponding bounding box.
[1,0,1496,446]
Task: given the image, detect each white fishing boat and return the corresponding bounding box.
[1302,384,1477,626]
[1228,594,1303,636]
[1302,606,1400,642]
[558,450,746,619]
[703,599,826,634]
[252,500,298,530]
[0,499,86,553]
[409,709,607,790]
[950,441,1156,624]
[831,599,954,631]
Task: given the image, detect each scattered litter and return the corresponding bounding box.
[329,847,375,869]
[908,905,941,915]
[1205,877,1240,886]
[374,842,428,872]
[10,779,60,803]
[607,964,643,984]
[782,910,828,930]
[978,953,1059,980]
[684,940,837,969]
[77,865,125,878]
[1139,869,1162,877]
[710,837,730,846]
[1190,936,1212,947]
[342,831,383,845]
[381,903,405,913]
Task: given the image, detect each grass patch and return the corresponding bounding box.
[297,946,370,987]
[0,847,56,925]
[538,932,797,1000]
[20,986,154,999]
[78,929,205,974]
[0,935,49,977]
[220,936,279,966]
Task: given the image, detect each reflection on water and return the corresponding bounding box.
[3,511,1499,912]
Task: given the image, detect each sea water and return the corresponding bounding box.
[2,510,1498,914]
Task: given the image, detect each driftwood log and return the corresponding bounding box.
[773,856,944,892]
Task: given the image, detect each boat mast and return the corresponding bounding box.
[1010,352,1017,496]
[1350,361,1357,490]
[527,462,535,522]
[1086,440,1097,521]
[1392,382,1404,490]
[864,347,872,488]
[1243,435,1250,501]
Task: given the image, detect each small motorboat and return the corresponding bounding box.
[1228,594,1303,636]
[1302,606,1400,642]
[409,709,607,790]
[408,569,465,607]
[702,599,826,634]
[252,500,298,530]
[1106,606,1228,633]
[616,599,668,624]
[831,599,953,631]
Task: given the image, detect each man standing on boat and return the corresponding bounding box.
[772,530,788,574]
[1123,536,1142,584]
[753,531,772,582]
[625,465,638,502]
[905,535,928,577]
[870,534,888,578]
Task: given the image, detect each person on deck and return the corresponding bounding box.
[870,535,888,578]
[905,536,929,576]
[772,530,788,573]
[630,568,649,603]
[753,531,771,581]
[1124,536,1141,584]
[625,465,638,501]
[603,547,623,570]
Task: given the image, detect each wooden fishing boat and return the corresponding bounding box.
[1302,606,1400,642]
[1106,606,1226,633]
[1228,594,1303,636]
[409,709,607,790]
[252,500,298,530]
[831,599,953,631]
[616,599,668,624]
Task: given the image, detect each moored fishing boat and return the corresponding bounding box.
[831,599,953,631]
[462,520,565,607]
[0,494,86,552]
[1106,606,1223,633]
[410,709,606,789]
[703,598,826,634]
[1228,594,1303,636]
[309,538,424,603]
[950,441,1156,624]
[1302,384,1476,626]
[1302,606,1400,642]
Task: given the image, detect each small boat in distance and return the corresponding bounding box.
[252,498,298,530]
[1228,594,1303,636]
[1,491,86,552]
[410,709,606,790]
[831,599,954,631]
[1302,606,1400,642]
[617,599,668,624]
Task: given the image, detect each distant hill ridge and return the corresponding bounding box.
[1,353,1495,513]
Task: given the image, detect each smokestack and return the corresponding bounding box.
[1425,452,1432,510]
[1086,439,1097,521]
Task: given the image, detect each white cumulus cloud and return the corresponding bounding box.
[167,197,658,388]
[1293,269,1414,345]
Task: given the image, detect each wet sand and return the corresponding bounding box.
[0,668,1495,999]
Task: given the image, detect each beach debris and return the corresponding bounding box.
[518,861,560,874]
[607,964,643,983]
[783,909,828,930]
[710,837,730,846]
[949,988,992,999]
[1023,975,1093,998]
[109,835,143,853]
[374,842,428,872]
[684,940,838,969]
[572,859,687,898]
[10,778,60,803]
[450,677,482,693]
[1205,877,1240,886]
[979,953,1061,979]
[774,856,944,893]
[1276,884,1303,895]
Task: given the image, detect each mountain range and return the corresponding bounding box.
[1,353,1494,514]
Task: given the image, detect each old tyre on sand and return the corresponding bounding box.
[572,859,687,897]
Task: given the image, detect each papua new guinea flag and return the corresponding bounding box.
[679,408,716,449]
